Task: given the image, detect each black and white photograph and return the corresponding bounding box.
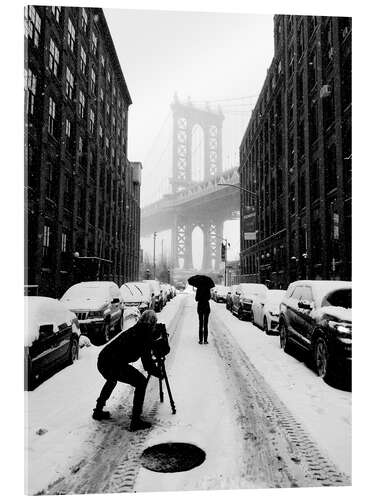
[12,0,368,497]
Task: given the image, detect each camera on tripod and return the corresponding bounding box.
[149,322,176,414]
[152,323,170,359]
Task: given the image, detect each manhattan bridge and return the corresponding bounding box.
[140,93,256,282]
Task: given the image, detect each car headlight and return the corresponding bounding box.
[328,320,352,343]
[87,310,104,319]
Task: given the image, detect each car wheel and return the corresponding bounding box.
[279,321,291,353]
[314,336,330,380]
[68,337,79,365]
[263,316,269,334]
[238,307,244,320]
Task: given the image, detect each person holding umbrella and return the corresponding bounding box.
[187,275,215,345]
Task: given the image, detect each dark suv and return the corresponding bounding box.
[278,280,352,381]
[61,281,123,344]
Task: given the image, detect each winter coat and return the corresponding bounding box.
[97,322,159,376]
[195,286,211,313]
[195,286,211,304]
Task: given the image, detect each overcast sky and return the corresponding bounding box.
[104,8,275,266]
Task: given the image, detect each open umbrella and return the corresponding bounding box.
[188,275,215,289]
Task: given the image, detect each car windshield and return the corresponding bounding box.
[322,288,352,309]
[61,285,108,301]
[241,284,267,295]
[266,290,286,303]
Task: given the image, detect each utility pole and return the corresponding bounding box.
[161,239,164,263]
[153,232,157,279]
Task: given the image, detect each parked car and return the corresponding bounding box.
[231,283,268,320]
[252,289,286,334]
[143,279,163,312]
[212,285,229,303]
[160,283,169,306]
[226,285,236,311]
[127,281,153,309]
[120,283,148,313]
[25,297,80,390]
[122,306,141,331]
[278,280,352,381]
[60,281,123,344]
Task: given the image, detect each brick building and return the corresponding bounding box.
[239,15,351,288]
[25,6,141,297]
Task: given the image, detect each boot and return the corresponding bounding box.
[130,417,152,431]
[92,408,111,420]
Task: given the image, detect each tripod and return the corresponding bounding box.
[147,356,176,414]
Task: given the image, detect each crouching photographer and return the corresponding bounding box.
[92,309,169,431]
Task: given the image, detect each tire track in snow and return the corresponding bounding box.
[42,295,187,495]
[210,311,350,488]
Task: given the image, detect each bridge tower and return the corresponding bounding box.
[170,95,225,272]
[171,94,224,193]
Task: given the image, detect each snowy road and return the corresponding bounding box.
[25,292,351,495]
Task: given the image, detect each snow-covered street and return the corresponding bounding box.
[24,291,351,495]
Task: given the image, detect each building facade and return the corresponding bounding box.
[25,6,141,297]
[239,15,351,288]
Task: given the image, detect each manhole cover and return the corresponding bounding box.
[140,442,206,473]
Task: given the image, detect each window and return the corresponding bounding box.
[308,51,318,92]
[65,118,71,139]
[67,18,76,52]
[79,91,85,118]
[81,8,88,33]
[51,6,61,24]
[26,6,41,48]
[65,67,74,100]
[100,54,105,67]
[80,46,87,74]
[309,99,318,143]
[48,38,59,77]
[90,67,96,93]
[91,32,98,55]
[45,164,54,199]
[78,136,83,154]
[42,225,51,256]
[107,70,111,84]
[89,109,95,134]
[99,87,104,102]
[48,97,56,136]
[64,173,72,207]
[26,68,37,115]
[61,231,67,252]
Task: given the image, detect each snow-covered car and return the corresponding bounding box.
[252,289,286,334]
[60,281,123,344]
[231,283,268,320]
[120,283,148,313]
[279,280,352,381]
[143,279,163,312]
[212,285,229,303]
[126,281,153,310]
[226,285,236,311]
[25,297,80,390]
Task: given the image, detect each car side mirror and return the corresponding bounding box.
[298,300,312,310]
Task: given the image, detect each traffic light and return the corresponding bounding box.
[221,243,226,261]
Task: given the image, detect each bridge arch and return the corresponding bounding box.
[171,95,224,193]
